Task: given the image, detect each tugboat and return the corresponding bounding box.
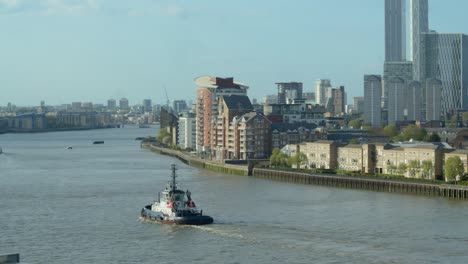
[140,164,214,225]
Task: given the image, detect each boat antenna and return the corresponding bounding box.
[171,164,177,193]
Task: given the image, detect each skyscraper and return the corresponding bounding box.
[411,0,429,81]
[423,32,468,114]
[425,78,442,121]
[276,82,303,104]
[315,79,332,106]
[387,77,406,124]
[143,99,152,113]
[385,0,406,61]
[364,75,382,128]
[406,81,422,121]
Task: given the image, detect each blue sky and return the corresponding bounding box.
[1,0,467,106]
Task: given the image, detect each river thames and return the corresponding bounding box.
[1,127,468,263]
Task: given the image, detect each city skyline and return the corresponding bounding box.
[1,0,468,106]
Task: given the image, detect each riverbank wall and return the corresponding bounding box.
[145,144,468,199]
[145,144,249,176]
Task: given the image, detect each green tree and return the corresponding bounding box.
[462,112,468,124]
[421,160,434,179]
[445,156,465,182]
[156,129,171,142]
[270,148,289,168]
[407,160,421,177]
[387,164,397,175]
[397,163,408,176]
[288,151,308,169]
[349,138,360,144]
[348,119,363,129]
[401,125,427,141]
[425,133,441,142]
[383,124,399,138]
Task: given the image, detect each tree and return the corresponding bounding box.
[349,138,360,144]
[444,156,465,182]
[156,129,171,142]
[288,151,308,169]
[270,148,289,168]
[407,160,421,177]
[349,119,363,129]
[401,125,427,141]
[383,124,399,138]
[421,160,434,179]
[462,112,468,124]
[425,133,441,142]
[387,164,397,175]
[397,163,408,176]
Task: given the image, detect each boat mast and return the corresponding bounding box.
[171,164,176,192]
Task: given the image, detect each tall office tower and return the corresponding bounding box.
[425,78,442,121]
[315,79,332,106]
[119,98,129,112]
[172,100,188,114]
[406,81,422,121]
[383,61,413,99]
[331,86,346,116]
[411,0,429,81]
[353,97,365,114]
[195,76,248,153]
[276,82,303,104]
[387,77,406,125]
[385,0,406,61]
[364,75,382,128]
[107,99,116,110]
[423,33,468,114]
[143,99,152,113]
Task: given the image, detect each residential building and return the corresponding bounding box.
[385,0,406,62]
[271,123,318,150]
[406,81,422,121]
[410,0,429,82]
[426,78,442,121]
[292,140,339,169]
[423,32,468,114]
[338,145,365,172]
[383,61,413,100]
[107,99,116,110]
[387,77,406,124]
[71,102,82,111]
[172,100,188,114]
[444,150,468,174]
[263,103,326,125]
[353,97,365,114]
[276,82,303,104]
[195,76,248,154]
[364,75,382,128]
[331,86,345,116]
[143,99,152,113]
[7,113,47,130]
[315,79,332,106]
[178,112,196,150]
[119,98,129,112]
[230,112,271,160]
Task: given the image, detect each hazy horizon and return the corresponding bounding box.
[1,0,467,106]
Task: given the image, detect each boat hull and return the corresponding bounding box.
[141,207,213,225]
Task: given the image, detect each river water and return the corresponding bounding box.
[1,127,468,263]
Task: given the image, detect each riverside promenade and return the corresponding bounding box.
[145,144,468,200]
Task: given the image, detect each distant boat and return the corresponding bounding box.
[66,146,73,149]
[93,141,104,144]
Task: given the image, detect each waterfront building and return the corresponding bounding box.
[7,113,47,130]
[411,0,429,82]
[276,82,303,104]
[338,144,366,172]
[119,98,129,112]
[178,112,196,150]
[406,81,422,121]
[230,112,271,160]
[107,99,116,110]
[425,78,442,121]
[363,75,382,128]
[195,76,249,154]
[423,32,468,114]
[271,123,318,150]
[292,140,339,169]
[444,150,468,174]
[143,99,152,113]
[387,77,406,125]
[263,103,326,125]
[385,0,406,62]
[315,79,332,106]
[160,107,178,131]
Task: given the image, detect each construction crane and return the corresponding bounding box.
[164,86,170,109]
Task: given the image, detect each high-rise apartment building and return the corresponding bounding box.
[411,0,429,81]
[172,100,188,114]
[276,82,303,104]
[425,78,442,121]
[178,112,197,150]
[364,75,382,128]
[387,77,406,124]
[195,76,248,153]
[315,79,332,106]
[143,99,152,113]
[353,97,365,114]
[107,99,116,110]
[406,81,422,121]
[423,32,468,114]
[331,86,346,116]
[119,98,129,112]
[385,0,406,61]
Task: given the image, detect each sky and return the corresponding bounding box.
[1,0,468,107]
